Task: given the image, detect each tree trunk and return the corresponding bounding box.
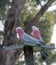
[0,0,25,65]
[24,46,35,65]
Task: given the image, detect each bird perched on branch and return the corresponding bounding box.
[32,26,45,44]
[32,26,49,60]
[16,27,42,45]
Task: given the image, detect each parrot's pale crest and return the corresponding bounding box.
[32,26,40,39]
[32,26,39,31]
[16,27,24,38]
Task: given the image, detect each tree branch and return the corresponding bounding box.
[24,1,55,33]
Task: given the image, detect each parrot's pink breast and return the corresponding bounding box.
[17,30,24,38]
[34,31,40,39]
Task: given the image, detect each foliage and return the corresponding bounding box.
[35,0,48,6]
[52,10,56,23]
[37,12,54,44]
[21,0,38,27]
[0,0,9,7]
[45,51,56,65]
[0,0,56,20]
[0,0,56,65]
[16,61,25,65]
[35,0,56,5]
[0,31,4,35]
[0,0,10,20]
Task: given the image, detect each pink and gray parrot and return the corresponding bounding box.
[32,26,45,44]
[32,26,49,60]
[16,27,42,46]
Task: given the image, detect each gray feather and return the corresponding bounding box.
[22,33,42,44]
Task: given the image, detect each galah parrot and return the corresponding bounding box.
[16,27,42,46]
[32,26,45,44]
[32,26,48,60]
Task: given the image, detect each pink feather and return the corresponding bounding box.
[32,26,40,39]
[34,30,40,39]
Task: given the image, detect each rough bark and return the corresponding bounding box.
[0,0,25,65]
[24,46,35,65]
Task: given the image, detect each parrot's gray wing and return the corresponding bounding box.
[39,36,45,44]
[22,33,42,44]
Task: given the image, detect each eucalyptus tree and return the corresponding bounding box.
[0,0,56,65]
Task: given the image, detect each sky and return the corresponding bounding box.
[47,4,56,48]
[0,21,4,31]
[51,24,56,43]
[51,24,56,51]
[47,4,56,11]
